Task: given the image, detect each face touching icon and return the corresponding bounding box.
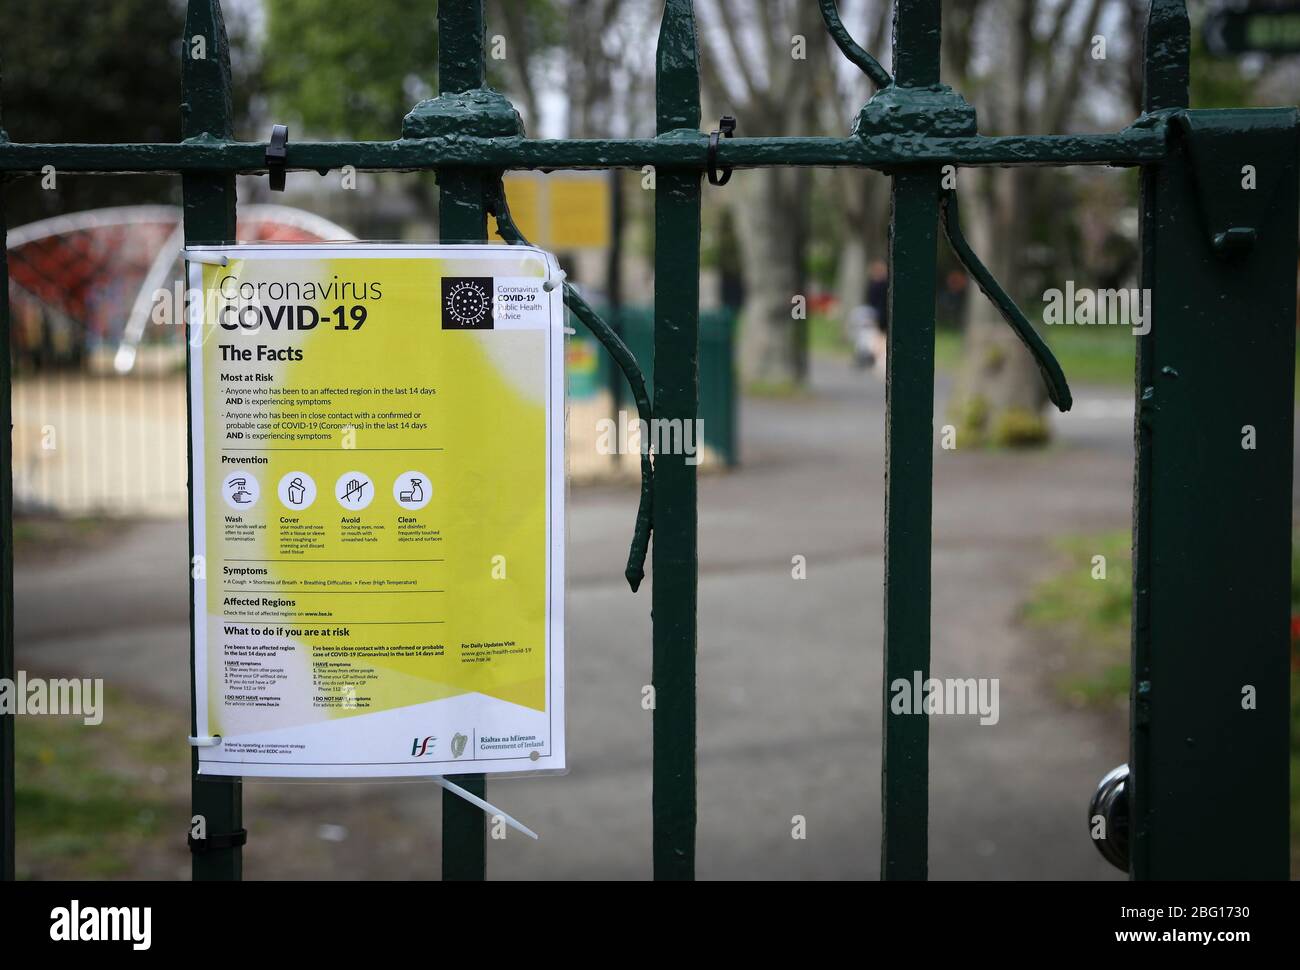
[335,471,374,510]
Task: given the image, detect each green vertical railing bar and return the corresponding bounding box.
[437,0,488,882]
[1131,0,1295,878]
[182,0,243,881]
[881,0,942,881]
[651,0,701,881]
[0,80,14,882]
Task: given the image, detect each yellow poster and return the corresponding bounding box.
[187,245,565,777]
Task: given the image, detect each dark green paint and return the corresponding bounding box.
[651,0,701,882]
[1134,116,1296,877]
[436,0,489,882]
[880,0,942,883]
[182,0,242,882]
[1143,0,1189,113]
[0,129,1171,175]
[818,0,891,90]
[0,105,13,884]
[1132,0,1295,879]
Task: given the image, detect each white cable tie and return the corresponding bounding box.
[187,735,222,747]
[542,269,568,292]
[433,776,539,840]
[183,250,229,266]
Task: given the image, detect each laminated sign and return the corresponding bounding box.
[187,244,566,778]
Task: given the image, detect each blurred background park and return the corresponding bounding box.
[5,0,1299,878]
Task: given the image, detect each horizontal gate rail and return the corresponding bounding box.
[0,130,1170,174]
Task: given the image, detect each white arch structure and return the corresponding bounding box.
[6,204,355,373]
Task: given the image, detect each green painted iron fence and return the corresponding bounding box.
[0,0,1294,880]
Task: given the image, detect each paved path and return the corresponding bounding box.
[16,355,1140,879]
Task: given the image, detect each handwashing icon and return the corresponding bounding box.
[228,478,253,504]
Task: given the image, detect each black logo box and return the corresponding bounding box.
[441,277,495,330]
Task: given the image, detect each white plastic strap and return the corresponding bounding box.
[542,269,567,293]
[434,777,539,840]
[188,735,222,747]
[183,250,229,266]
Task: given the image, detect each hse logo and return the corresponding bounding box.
[411,736,438,757]
[441,277,494,330]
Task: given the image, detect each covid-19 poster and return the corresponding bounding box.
[187,245,565,778]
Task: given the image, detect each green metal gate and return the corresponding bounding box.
[0,0,1294,880]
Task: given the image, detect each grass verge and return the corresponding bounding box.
[1023,531,1300,875]
[15,687,188,879]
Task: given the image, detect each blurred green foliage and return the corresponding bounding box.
[0,0,250,224]
[263,0,439,140]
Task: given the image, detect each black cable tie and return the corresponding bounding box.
[188,827,248,854]
[266,124,289,192]
[707,115,736,186]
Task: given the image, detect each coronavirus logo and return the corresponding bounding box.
[441,277,495,329]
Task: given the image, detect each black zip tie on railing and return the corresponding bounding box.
[485,178,654,592]
[266,123,288,191]
[188,827,248,854]
[938,188,1073,412]
[707,115,736,186]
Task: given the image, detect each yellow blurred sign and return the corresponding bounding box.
[495,173,611,250]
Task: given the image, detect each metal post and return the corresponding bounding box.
[0,98,14,884]
[651,0,701,881]
[437,0,488,882]
[182,0,242,881]
[606,168,624,466]
[881,0,942,881]
[1131,0,1295,879]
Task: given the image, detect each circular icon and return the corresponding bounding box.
[393,471,432,510]
[335,471,374,511]
[222,471,259,510]
[278,471,317,510]
[445,279,492,327]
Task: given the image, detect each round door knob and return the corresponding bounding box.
[1088,763,1129,872]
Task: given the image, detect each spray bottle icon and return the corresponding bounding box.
[399,477,424,504]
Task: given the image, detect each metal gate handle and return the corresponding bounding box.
[1089,763,1130,872]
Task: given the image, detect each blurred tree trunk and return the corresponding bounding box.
[952,168,1048,443]
[829,2,892,336]
[736,168,808,384]
[946,0,1106,446]
[699,0,827,388]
